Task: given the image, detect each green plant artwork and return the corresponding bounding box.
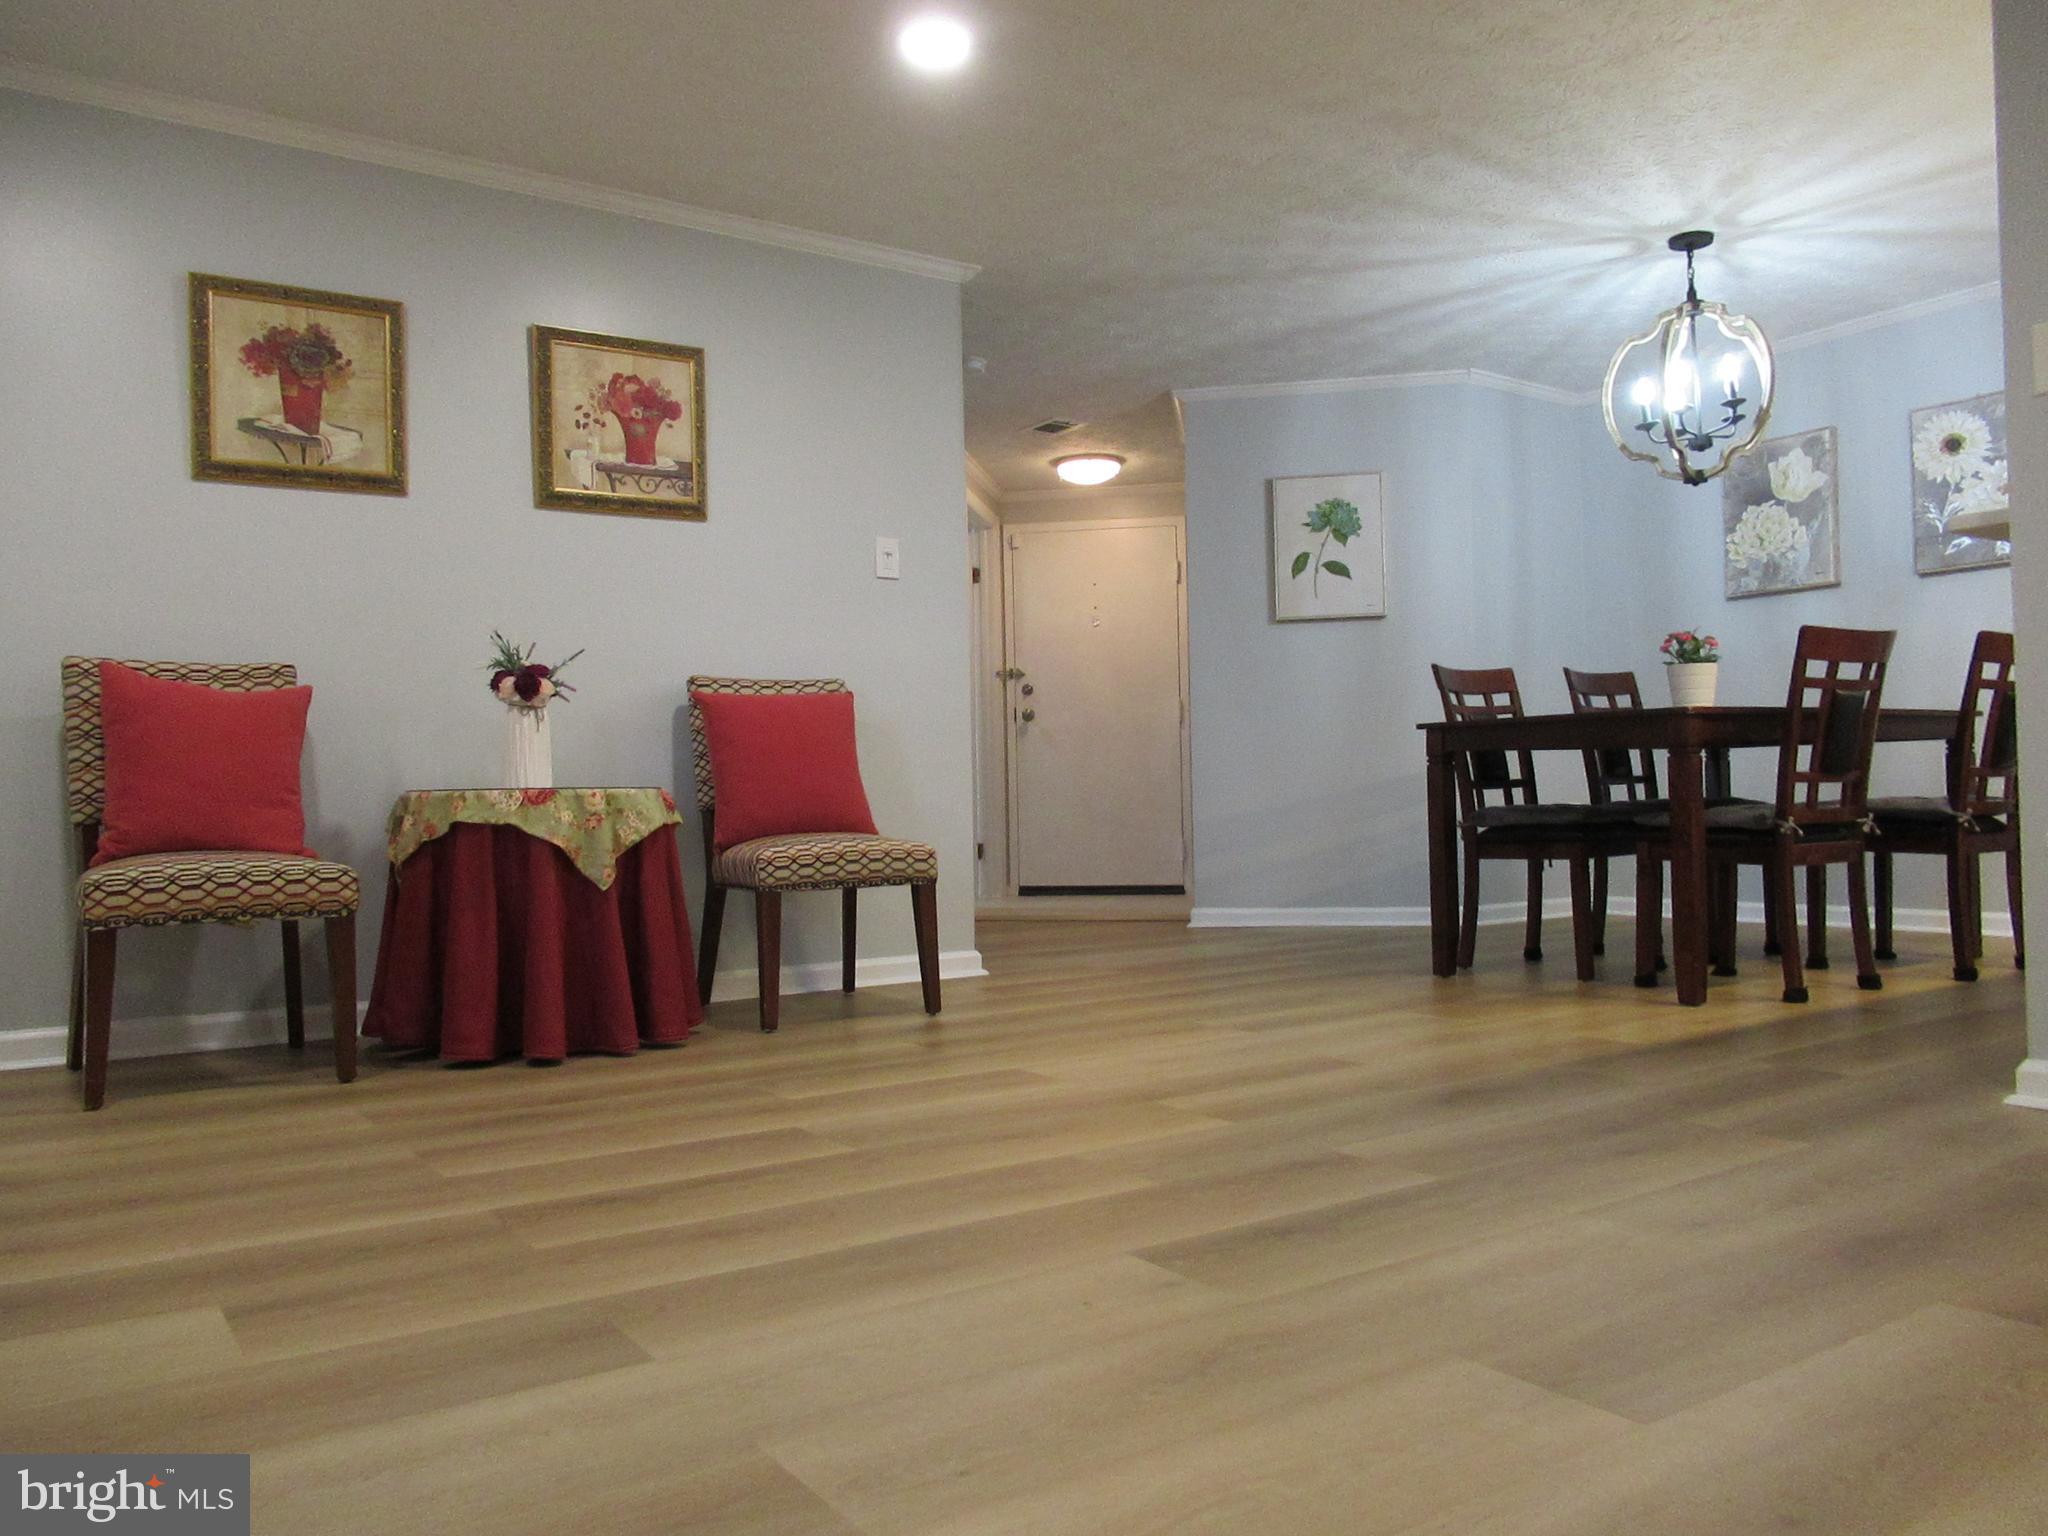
[1291,497,1362,596]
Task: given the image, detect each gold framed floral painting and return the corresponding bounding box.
[189,273,406,494]
[530,324,706,520]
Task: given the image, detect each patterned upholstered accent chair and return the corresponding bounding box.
[61,658,362,1110]
[687,676,940,1032]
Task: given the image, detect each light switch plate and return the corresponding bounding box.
[2034,321,2048,396]
[875,536,901,580]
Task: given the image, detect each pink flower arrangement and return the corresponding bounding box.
[486,630,584,711]
[1659,629,1720,664]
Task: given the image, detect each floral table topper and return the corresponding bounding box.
[1721,427,1840,600]
[386,787,681,888]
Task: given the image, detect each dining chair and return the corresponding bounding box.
[1868,630,2022,981]
[1634,626,1894,1003]
[61,657,361,1111]
[1432,664,1610,980]
[1562,668,1662,956]
[687,675,940,1032]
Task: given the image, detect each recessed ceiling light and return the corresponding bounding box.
[1053,453,1124,486]
[897,15,972,72]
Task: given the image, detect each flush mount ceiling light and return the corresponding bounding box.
[897,15,973,72]
[1603,231,1775,487]
[1053,453,1125,486]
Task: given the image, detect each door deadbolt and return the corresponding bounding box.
[1020,683,1034,696]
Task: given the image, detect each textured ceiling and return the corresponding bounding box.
[0,1,2000,491]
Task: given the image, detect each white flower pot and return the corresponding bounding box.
[1666,661,1719,708]
[503,705,553,788]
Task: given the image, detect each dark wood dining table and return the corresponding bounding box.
[1419,706,1962,1005]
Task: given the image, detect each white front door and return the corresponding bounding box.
[1004,522,1188,891]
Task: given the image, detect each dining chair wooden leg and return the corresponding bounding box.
[697,881,727,1005]
[1804,865,1830,971]
[841,888,858,994]
[82,929,116,1111]
[1633,848,1662,988]
[1846,852,1882,991]
[1946,848,1978,982]
[1966,852,1986,960]
[1523,860,1544,963]
[281,920,306,1049]
[325,913,357,1084]
[67,925,86,1073]
[1457,844,1480,970]
[911,881,941,1014]
[1873,850,1896,960]
[1591,856,1609,957]
[1709,865,1737,977]
[1762,873,1781,958]
[1772,853,1807,1004]
[2007,839,2026,971]
[1567,855,1595,982]
[755,890,783,1032]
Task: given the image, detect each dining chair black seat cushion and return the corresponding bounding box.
[1868,795,2003,831]
[1471,802,1609,829]
[1636,802,1861,841]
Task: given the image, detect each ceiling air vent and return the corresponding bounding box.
[1031,418,1081,435]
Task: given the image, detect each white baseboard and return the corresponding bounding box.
[0,1002,370,1073]
[1189,898,2009,937]
[2008,1059,2048,1112]
[704,950,985,1004]
[0,950,986,1071]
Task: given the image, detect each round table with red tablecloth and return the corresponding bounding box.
[364,787,701,1062]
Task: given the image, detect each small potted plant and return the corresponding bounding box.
[486,631,583,789]
[1660,629,1720,708]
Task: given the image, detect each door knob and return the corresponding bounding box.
[1020,708,1036,722]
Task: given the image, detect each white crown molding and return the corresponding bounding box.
[1174,367,1583,408]
[999,478,1185,506]
[1171,282,2006,411]
[0,950,984,1071]
[0,59,980,285]
[964,453,1002,505]
[1775,281,2003,353]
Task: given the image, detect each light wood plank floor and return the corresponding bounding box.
[3,917,2046,1534]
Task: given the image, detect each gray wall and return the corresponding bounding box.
[0,92,975,1042]
[1183,299,2012,920]
[1182,382,1606,914]
[1994,0,2048,1068]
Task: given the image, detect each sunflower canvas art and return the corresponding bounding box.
[1720,427,1839,599]
[1910,392,2009,576]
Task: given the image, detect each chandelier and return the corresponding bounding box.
[1602,231,1775,486]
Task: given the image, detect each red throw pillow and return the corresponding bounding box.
[91,661,316,865]
[691,690,879,852]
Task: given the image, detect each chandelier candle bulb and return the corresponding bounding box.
[1603,230,1775,486]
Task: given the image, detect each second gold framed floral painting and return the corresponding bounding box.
[530,325,706,520]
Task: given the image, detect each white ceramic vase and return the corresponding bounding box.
[503,704,554,789]
[1666,661,1719,708]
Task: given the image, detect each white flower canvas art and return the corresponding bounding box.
[1270,472,1386,621]
[1720,427,1840,600]
[1911,391,2009,576]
